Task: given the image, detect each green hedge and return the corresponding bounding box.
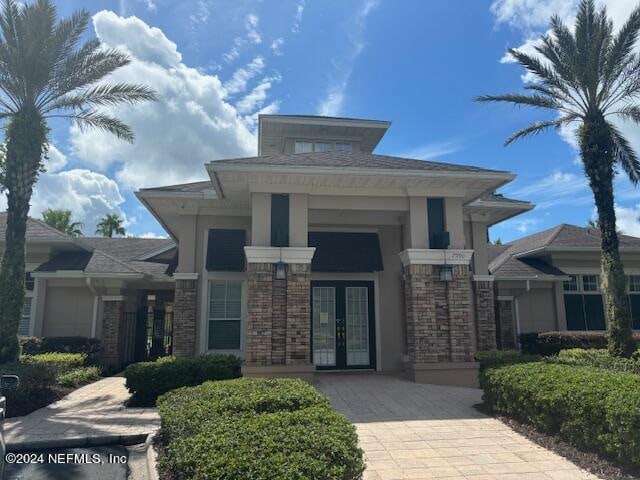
[124,354,241,406]
[0,362,60,417]
[547,348,640,374]
[21,352,87,377]
[20,336,101,363]
[519,331,640,355]
[483,362,640,467]
[56,366,101,388]
[475,350,540,389]
[157,378,364,480]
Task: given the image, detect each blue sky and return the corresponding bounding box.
[6,0,640,241]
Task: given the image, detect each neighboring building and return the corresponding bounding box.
[0,212,176,366]
[490,223,640,348]
[136,114,533,386]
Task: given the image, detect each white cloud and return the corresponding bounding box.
[506,170,593,209]
[317,0,379,116]
[615,204,640,237]
[292,0,305,33]
[221,13,262,63]
[270,38,284,56]
[70,11,261,190]
[397,139,464,160]
[490,0,576,33]
[134,231,168,239]
[224,56,265,95]
[236,74,281,114]
[245,14,261,45]
[189,0,212,29]
[43,144,68,173]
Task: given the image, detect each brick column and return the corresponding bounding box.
[101,296,125,368]
[245,263,274,366]
[474,278,497,351]
[173,275,198,357]
[496,297,516,349]
[286,263,311,365]
[399,249,478,387]
[271,277,287,365]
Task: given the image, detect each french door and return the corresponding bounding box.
[311,281,376,370]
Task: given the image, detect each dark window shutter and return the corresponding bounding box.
[564,295,586,330]
[271,194,289,247]
[584,295,606,330]
[308,232,383,272]
[206,229,246,271]
[427,198,447,249]
[630,295,640,330]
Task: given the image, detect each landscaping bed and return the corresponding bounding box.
[0,352,101,417]
[156,377,364,480]
[481,361,640,472]
[519,331,640,355]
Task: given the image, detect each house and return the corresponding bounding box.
[134,114,533,386]
[490,224,640,349]
[0,212,177,365]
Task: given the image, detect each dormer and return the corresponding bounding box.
[257,114,391,156]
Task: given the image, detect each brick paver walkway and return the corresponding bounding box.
[4,376,159,447]
[316,374,601,480]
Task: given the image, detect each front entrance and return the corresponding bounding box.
[311,281,376,370]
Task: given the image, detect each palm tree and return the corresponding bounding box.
[96,213,126,237]
[41,209,83,236]
[477,0,640,356]
[0,0,157,363]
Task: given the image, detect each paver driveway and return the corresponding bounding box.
[315,374,601,480]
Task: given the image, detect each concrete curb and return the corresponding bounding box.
[6,433,149,453]
[126,433,158,480]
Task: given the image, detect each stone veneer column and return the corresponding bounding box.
[285,263,312,365]
[245,262,274,366]
[496,297,516,349]
[400,249,478,387]
[271,277,287,365]
[474,278,497,351]
[101,296,125,368]
[173,274,198,357]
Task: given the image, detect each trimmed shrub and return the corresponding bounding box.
[548,348,640,374]
[124,354,241,406]
[483,362,640,467]
[21,352,87,377]
[56,366,101,388]
[20,336,101,363]
[0,362,60,417]
[475,350,539,389]
[519,331,640,355]
[157,378,364,480]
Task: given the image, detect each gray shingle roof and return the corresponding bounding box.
[139,180,212,193]
[210,151,509,174]
[489,224,640,279]
[0,212,71,242]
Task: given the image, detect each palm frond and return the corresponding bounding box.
[613,105,640,124]
[44,83,157,113]
[609,122,640,184]
[475,93,560,110]
[504,114,579,146]
[69,110,134,142]
[602,4,640,90]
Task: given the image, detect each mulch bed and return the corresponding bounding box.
[475,403,640,480]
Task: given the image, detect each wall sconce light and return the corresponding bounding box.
[275,260,287,280]
[440,265,453,282]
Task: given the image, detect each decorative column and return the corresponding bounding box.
[101,295,125,368]
[473,276,497,351]
[172,273,198,357]
[399,249,479,387]
[243,247,315,379]
[495,296,516,349]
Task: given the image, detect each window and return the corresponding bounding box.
[25,272,34,291]
[427,198,447,249]
[294,140,353,153]
[208,281,242,350]
[18,297,32,336]
[582,275,599,292]
[563,275,579,292]
[629,275,640,293]
[294,141,313,153]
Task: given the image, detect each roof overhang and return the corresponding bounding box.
[493,274,570,282]
[514,246,640,258]
[465,198,534,226]
[31,270,145,279]
[206,162,515,204]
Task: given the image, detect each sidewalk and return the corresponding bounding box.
[4,376,160,450]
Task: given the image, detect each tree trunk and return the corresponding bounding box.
[581,116,635,357]
[0,109,47,363]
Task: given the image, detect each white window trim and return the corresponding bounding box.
[563,273,601,295]
[294,139,353,154]
[627,275,640,294]
[20,291,34,337]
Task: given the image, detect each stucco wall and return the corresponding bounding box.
[42,284,94,337]
[495,281,559,333]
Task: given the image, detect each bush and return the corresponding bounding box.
[20,336,101,363]
[56,366,101,388]
[0,362,60,417]
[21,352,87,377]
[475,350,539,389]
[157,378,364,480]
[519,331,640,355]
[548,348,640,374]
[124,354,241,406]
[483,362,640,468]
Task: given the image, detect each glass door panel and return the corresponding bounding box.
[345,287,370,366]
[312,287,336,366]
